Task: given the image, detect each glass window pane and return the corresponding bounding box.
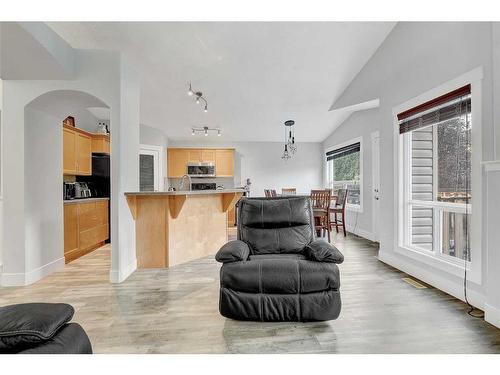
[346,182,360,205]
[441,211,471,261]
[437,114,471,204]
[333,151,359,181]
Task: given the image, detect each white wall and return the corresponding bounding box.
[322,108,379,239]
[169,140,323,197]
[24,107,64,276]
[70,108,100,133]
[1,48,140,285]
[0,78,3,271]
[328,22,494,311]
[140,124,168,148]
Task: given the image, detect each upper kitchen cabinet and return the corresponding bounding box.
[167,148,235,178]
[63,125,92,176]
[168,148,189,177]
[201,149,216,163]
[76,132,92,175]
[63,127,77,175]
[187,149,201,163]
[215,149,234,177]
[91,134,111,154]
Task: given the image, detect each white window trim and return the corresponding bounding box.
[139,144,165,192]
[393,66,483,285]
[324,136,363,213]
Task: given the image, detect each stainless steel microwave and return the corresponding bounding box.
[187,162,216,177]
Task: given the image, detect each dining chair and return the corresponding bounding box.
[282,188,297,196]
[310,189,332,242]
[264,189,278,197]
[329,188,348,237]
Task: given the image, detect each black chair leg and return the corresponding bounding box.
[342,211,346,237]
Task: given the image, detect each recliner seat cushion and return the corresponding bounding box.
[220,257,340,294]
[0,303,74,351]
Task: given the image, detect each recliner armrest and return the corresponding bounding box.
[0,303,75,353]
[215,240,250,263]
[304,240,344,264]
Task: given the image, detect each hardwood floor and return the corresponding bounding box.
[1,233,500,353]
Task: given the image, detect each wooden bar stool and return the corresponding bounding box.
[311,189,331,242]
[329,188,348,237]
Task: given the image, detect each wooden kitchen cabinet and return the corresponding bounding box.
[167,148,235,178]
[91,134,111,154]
[76,132,92,175]
[215,149,235,177]
[64,199,109,263]
[63,127,77,175]
[63,125,92,176]
[167,148,190,177]
[201,149,216,163]
[64,204,79,256]
[187,149,202,163]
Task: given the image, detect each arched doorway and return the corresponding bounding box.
[23,89,112,281]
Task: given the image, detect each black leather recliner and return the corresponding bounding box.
[216,196,344,322]
[0,303,92,354]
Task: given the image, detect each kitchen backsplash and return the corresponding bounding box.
[168,177,235,190]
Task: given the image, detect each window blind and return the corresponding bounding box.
[139,154,155,191]
[398,85,471,134]
[326,142,360,161]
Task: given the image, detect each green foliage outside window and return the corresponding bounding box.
[333,153,360,181]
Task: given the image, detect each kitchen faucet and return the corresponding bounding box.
[179,174,192,191]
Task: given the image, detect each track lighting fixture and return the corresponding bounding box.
[187,82,208,113]
[191,126,222,137]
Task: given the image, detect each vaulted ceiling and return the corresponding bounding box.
[48,22,395,142]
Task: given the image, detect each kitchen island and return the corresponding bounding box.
[125,189,244,268]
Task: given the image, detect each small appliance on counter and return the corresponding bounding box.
[191,182,216,191]
[74,182,92,199]
[63,182,76,200]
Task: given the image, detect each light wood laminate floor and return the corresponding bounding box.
[1,233,499,353]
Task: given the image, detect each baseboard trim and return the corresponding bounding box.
[345,224,375,242]
[1,257,65,286]
[110,258,137,283]
[485,303,500,329]
[379,250,485,310]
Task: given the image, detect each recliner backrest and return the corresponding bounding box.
[237,196,314,255]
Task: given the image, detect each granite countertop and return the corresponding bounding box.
[64,197,110,204]
[124,189,246,196]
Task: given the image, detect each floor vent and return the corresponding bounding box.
[402,277,427,289]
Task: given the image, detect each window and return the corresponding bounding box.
[139,154,155,191]
[139,145,164,192]
[399,85,471,263]
[325,139,362,209]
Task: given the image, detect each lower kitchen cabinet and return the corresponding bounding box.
[64,199,109,263]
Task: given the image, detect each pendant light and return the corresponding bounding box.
[282,120,296,160]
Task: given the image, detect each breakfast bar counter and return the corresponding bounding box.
[125,189,244,268]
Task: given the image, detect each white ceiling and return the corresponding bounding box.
[47,22,395,142]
